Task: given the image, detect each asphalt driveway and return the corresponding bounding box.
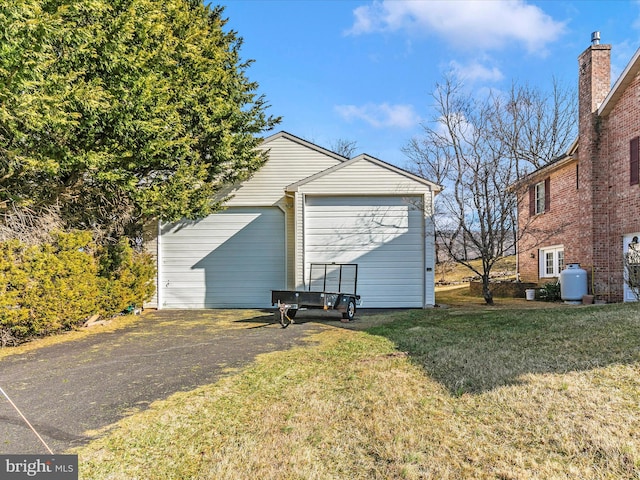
[0,310,329,454]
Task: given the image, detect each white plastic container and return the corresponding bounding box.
[560,263,588,303]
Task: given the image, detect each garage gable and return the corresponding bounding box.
[286,154,441,196]
[220,132,346,207]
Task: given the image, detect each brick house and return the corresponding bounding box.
[514,34,640,302]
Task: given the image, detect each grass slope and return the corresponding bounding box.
[76,302,640,479]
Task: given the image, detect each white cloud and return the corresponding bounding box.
[335,103,420,128]
[435,112,476,143]
[347,0,566,55]
[449,59,504,83]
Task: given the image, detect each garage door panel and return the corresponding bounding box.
[306,248,420,262]
[305,196,424,308]
[161,207,284,308]
[305,234,422,248]
[305,240,420,249]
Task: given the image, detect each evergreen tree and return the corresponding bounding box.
[0,0,280,240]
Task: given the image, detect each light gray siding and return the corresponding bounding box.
[153,132,439,310]
[291,156,435,196]
[304,196,425,308]
[289,155,438,306]
[222,134,343,207]
[159,207,285,308]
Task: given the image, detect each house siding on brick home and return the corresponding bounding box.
[516,38,640,302]
[597,71,640,300]
[517,157,580,284]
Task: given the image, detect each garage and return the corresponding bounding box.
[304,196,425,308]
[148,131,440,310]
[159,207,285,308]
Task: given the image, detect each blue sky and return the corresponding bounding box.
[220,0,640,170]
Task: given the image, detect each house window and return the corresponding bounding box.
[535,182,545,214]
[540,245,564,278]
[529,177,550,216]
[631,137,639,186]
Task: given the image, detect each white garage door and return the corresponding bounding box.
[160,207,285,308]
[304,196,424,308]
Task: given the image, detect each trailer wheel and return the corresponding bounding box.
[288,309,297,319]
[341,298,356,322]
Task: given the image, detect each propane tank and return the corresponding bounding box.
[560,263,588,303]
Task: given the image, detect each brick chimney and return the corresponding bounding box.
[576,32,612,299]
[577,33,611,171]
[578,32,611,129]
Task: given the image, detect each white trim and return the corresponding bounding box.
[421,193,429,306]
[261,131,349,163]
[285,155,442,193]
[539,244,564,278]
[276,202,289,288]
[599,46,640,116]
[301,192,307,290]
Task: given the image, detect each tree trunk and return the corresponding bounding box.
[482,276,494,305]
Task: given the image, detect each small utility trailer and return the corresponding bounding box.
[271,263,361,328]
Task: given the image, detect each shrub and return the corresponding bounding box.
[0,240,30,344]
[22,231,101,334]
[0,231,156,345]
[98,238,156,316]
[538,281,561,302]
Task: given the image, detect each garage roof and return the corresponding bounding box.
[285,154,442,193]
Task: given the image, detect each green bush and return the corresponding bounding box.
[98,238,156,317]
[0,240,31,344]
[539,281,561,302]
[23,231,101,335]
[0,231,156,346]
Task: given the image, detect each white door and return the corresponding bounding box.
[304,196,424,308]
[623,233,640,302]
[160,207,285,308]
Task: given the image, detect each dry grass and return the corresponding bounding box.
[75,303,640,479]
[0,313,145,360]
[435,283,563,309]
[0,309,272,360]
[436,255,517,284]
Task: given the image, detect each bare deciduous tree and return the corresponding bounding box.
[404,74,576,304]
[496,79,577,175]
[330,138,358,158]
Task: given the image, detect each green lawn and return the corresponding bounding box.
[75,300,640,479]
